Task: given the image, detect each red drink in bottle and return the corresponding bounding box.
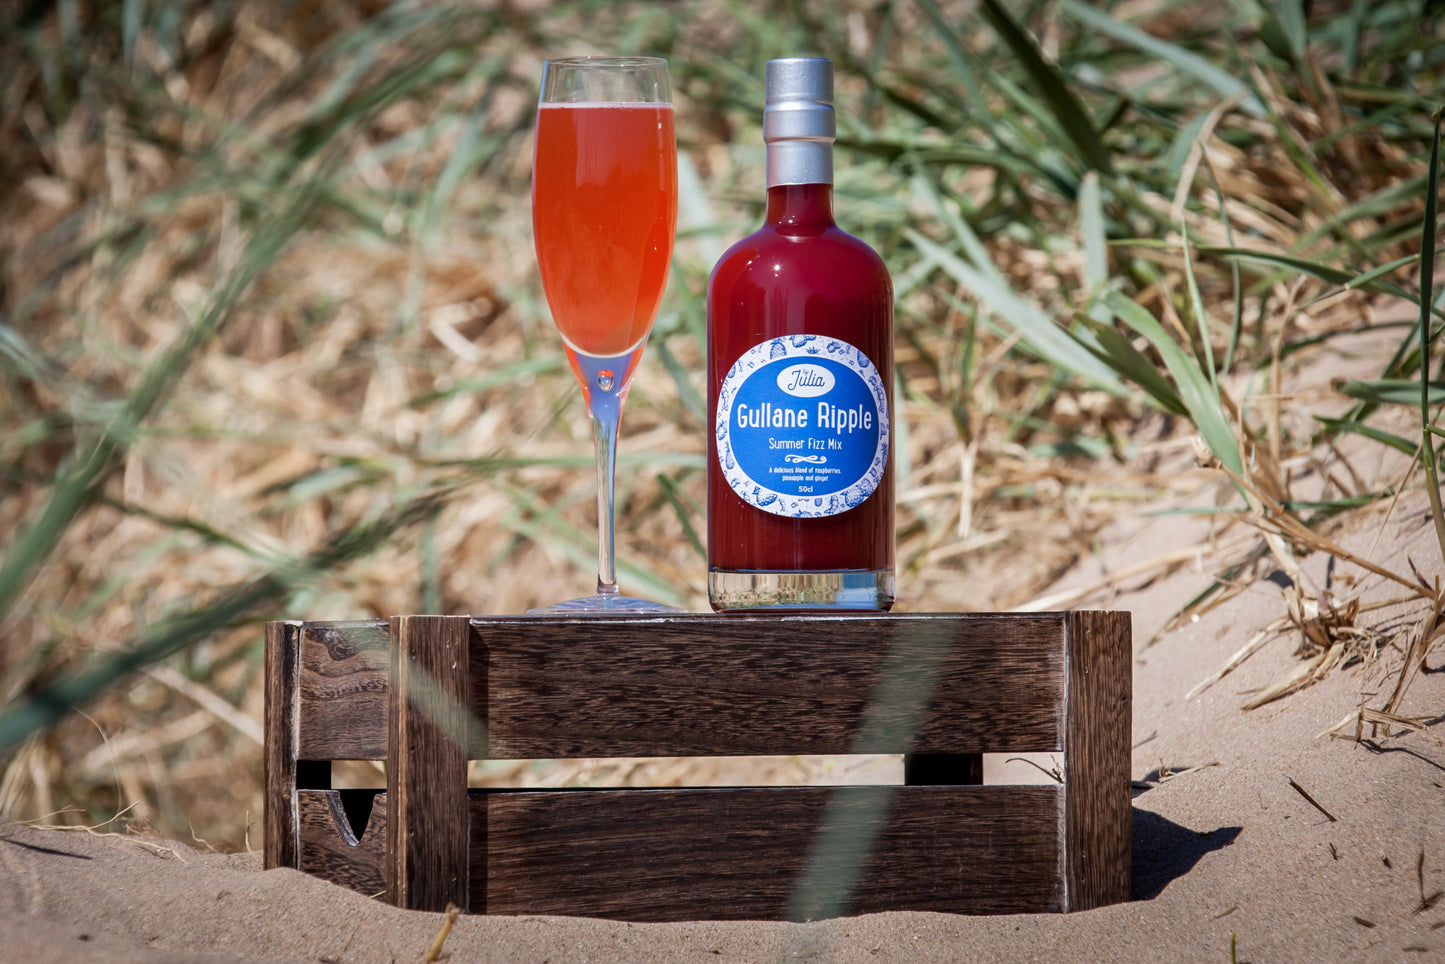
[707,58,894,611]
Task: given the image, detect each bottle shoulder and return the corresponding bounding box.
[708,223,890,291]
[713,221,885,260]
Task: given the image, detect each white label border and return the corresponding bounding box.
[715,334,889,518]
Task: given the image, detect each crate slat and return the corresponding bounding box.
[297,620,390,761]
[479,613,1065,757]
[295,614,1068,760]
[1063,611,1133,911]
[297,790,387,899]
[477,784,1063,919]
[386,615,472,912]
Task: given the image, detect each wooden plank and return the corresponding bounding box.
[297,620,390,761]
[263,621,302,870]
[292,614,1068,761]
[386,615,472,912]
[297,790,387,899]
[469,784,489,916]
[1063,611,1132,911]
[476,785,1062,920]
[477,613,1066,758]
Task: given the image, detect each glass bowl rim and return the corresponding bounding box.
[543,56,669,69]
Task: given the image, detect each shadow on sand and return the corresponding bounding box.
[1133,807,1241,901]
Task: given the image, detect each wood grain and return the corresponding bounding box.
[292,614,1070,761]
[297,790,387,899]
[272,611,1133,918]
[476,785,1062,920]
[263,620,302,871]
[1063,610,1132,911]
[386,615,471,912]
[297,620,390,761]
[476,613,1066,758]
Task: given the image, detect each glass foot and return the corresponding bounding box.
[527,593,684,615]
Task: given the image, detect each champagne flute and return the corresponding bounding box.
[530,56,680,613]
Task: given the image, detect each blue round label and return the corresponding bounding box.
[716,335,889,518]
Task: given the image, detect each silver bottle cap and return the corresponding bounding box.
[764,57,834,188]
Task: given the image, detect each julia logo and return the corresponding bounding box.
[776,363,834,398]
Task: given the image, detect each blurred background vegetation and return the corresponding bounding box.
[1,0,1442,848]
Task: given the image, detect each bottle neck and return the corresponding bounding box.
[766,183,835,231]
[765,139,833,191]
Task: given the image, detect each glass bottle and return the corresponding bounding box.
[706,57,895,611]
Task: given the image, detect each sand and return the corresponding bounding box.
[3,491,1443,963]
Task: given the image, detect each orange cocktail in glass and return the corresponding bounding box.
[530,57,678,612]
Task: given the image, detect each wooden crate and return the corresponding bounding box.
[264,613,1130,920]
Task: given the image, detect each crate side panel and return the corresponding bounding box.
[476,784,1062,920]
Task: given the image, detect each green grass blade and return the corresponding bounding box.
[979,0,1113,173]
[409,357,566,406]
[906,229,1129,394]
[1299,250,1442,310]
[1417,107,1445,566]
[1270,0,1309,60]
[657,472,705,561]
[1336,378,1445,405]
[910,160,1001,282]
[1313,415,1418,454]
[893,368,913,494]
[1058,0,1265,116]
[1347,248,1436,290]
[501,485,684,606]
[653,335,706,425]
[0,322,71,390]
[1190,152,1245,374]
[912,0,990,120]
[1102,290,1242,477]
[1078,172,1108,293]
[1072,314,1188,416]
[1180,228,1220,394]
[1297,173,1426,250]
[1163,113,1210,180]
[0,486,455,754]
[415,88,507,247]
[1126,242,1445,321]
[120,0,144,64]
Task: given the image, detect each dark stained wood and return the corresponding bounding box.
[263,620,302,871]
[292,614,1070,761]
[468,786,488,916]
[1063,611,1132,911]
[386,615,472,912]
[269,610,1132,919]
[297,790,387,899]
[476,785,1062,920]
[476,613,1066,758]
[297,620,390,761]
[903,753,984,785]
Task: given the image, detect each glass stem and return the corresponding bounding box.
[572,347,636,601]
[591,404,621,598]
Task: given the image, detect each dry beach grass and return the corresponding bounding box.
[1,0,1444,957]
